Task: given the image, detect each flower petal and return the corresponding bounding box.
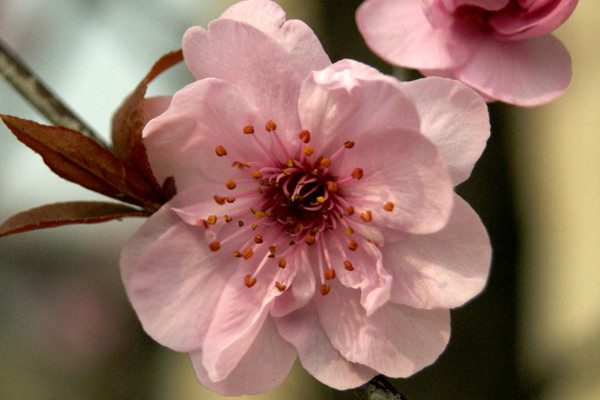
[271,250,316,318]
[329,238,392,316]
[356,0,468,69]
[119,205,229,352]
[385,195,491,309]
[400,77,490,185]
[275,303,377,389]
[220,0,330,75]
[182,19,303,138]
[143,78,267,189]
[201,248,293,381]
[452,34,572,106]
[335,128,454,235]
[190,317,297,396]
[315,285,450,377]
[298,59,420,158]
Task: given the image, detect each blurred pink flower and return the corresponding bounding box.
[120,0,491,395]
[356,0,578,106]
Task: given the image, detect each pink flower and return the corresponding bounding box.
[356,0,578,106]
[120,0,491,395]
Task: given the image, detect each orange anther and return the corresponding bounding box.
[351,168,364,180]
[305,234,316,245]
[320,284,330,295]
[346,206,355,216]
[243,125,255,134]
[252,170,262,179]
[278,258,287,268]
[265,120,277,132]
[383,202,395,211]
[299,130,311,143]
[320,157,331,167]
[207,215,217,225]
[215,145,227,156]
[327,182,338,192]
[214,195,226,205]
[324,269,336,280]
[244,274,257,288]
[209,242,221,251]
[275,281,286,291]
[243,248,254,260]
[344,260,354,271]
[226,179,237,190]
[360,210,372,223]
[303,146,314,156]
[254,235,264,244]
[344,141,355,149]
[348,240,358,251]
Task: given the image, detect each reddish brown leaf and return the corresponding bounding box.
[111,49,183,199]
[0,201,149,237]
[1,114,164,210]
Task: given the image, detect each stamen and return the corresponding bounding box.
[383,202,395,211]
[252,170,262,179]
[344,260,354,271]
[303,146,314,156]
[243,125,255,134]
[346,206,355,215]
[360,210,372,222]
[223,215,232,223]
[265,120,277,132]
[254,235,264,244]
[215,145,227,156]
[345,227,353,236]
[214,195,226,205]
[351,168,364,180]
[207,215,217,225]
[299,130,311,143]
[275,281,286,291]
[226,179,237,190]
[324,269,336,280]
[243,248,254,260]
[320,284,330,295]
[278,258,286,268]
[327,182,338,192]
[244,274,257,288]
[320,157,331,168]
[344,141,355,149]
[305,234,316,245]
[348,240,358,251]
[209,242,221,251]
[197,219,209,228]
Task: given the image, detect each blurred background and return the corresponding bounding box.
[0,1,598,399]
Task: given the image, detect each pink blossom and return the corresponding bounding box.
[356,0,578,106]
[120,0,491,395]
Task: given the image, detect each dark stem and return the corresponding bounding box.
[354,376,409,400]
[0,37,107,148]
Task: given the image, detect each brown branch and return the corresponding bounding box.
[0,36,107,148]
[354,376,409,400]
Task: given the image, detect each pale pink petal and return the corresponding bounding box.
[275,303,377,389]
[385,195,491,309]
[142,96,171,126]
[298,59,420,159]
[271,250,316,318]
[315,285,450,377]
[454,33,571,106]
[182,19,303,138]
[143,78,267,189]
[356,0,469,69]
[220,0,330,75]
[335,128,454,235]
[328,238,392,316]
[490,0,578,40]
[120,206,229,352]
[201,251,291,381]
[400,77,490,185]
[190,317,297,396]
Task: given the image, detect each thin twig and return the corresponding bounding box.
[354,376,409,400]
[0,37,107,148]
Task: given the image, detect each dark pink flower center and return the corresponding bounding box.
[201,120,393,295]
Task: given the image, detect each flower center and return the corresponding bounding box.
[200,120,392,295]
